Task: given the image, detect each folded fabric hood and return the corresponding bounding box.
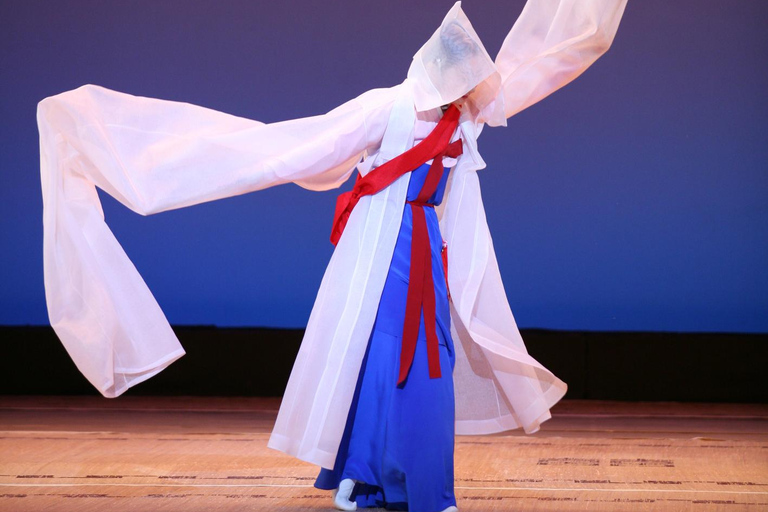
[407,2,506,127]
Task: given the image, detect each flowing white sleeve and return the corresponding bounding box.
[497,0,628,118]
[37,84,395,397]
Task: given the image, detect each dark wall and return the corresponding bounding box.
[1,326,765,403]
[1,1,767,333]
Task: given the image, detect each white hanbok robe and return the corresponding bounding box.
[37,0,628,469]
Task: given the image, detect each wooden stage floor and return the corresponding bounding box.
[0,396,766,511]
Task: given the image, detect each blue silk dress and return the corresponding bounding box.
[315,162,457,512]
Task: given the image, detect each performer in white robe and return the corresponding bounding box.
[37,0,628,509]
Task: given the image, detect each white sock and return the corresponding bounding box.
[332,478,357,511]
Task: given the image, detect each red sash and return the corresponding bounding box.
[397,144,459,385]
[330,104,463,387]
[330,104,462,246]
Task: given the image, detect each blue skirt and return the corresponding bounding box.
[315,163,457,512]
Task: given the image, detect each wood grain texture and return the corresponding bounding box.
[0,397,766,511]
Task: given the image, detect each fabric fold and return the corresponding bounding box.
[38,83,395,397]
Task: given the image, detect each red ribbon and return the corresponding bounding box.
[330,104,462,246]
[442,239,451,303]
[329,103,463,387]
[397,138,462,386]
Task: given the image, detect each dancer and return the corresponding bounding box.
[37,1,628,511]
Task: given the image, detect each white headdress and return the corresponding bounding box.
[407,2,506,127]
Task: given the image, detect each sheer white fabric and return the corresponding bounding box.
[408,2,504,127]
[38,83,398,397]
[496,0,628,118]
[38,0,627,468]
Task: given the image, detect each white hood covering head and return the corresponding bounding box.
[407,2,506,127]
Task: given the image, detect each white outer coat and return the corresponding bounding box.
[37,0,628,470]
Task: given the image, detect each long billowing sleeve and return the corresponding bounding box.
[37,84,396,397]
[497,0,628,119]
[435,0,629,436]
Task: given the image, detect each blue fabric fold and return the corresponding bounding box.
[315,163,457,512]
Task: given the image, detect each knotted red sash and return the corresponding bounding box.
[330,104,462,246]
[397,137,461,386]
[329,103,463,387]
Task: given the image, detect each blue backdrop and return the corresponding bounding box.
[1,1,766,333]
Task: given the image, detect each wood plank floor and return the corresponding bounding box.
[0,397,766,511]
